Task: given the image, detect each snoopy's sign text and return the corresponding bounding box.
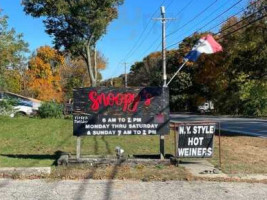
[73,87,170,136]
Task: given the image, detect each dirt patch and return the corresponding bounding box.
[50,164,192,181]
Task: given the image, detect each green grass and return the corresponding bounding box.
[1,116,266,176]
[0,116,176,167]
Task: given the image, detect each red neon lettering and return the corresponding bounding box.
[88,91,152,112]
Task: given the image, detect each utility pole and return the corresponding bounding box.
[121,62,129,88]
[154,6,175,160]
[161,6,167,87]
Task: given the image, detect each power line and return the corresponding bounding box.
[219,16,266,39]
[140,0,220,58]
[173,0,195,18]
[121,0,166,62]
[207,0,260,32]
[138,0,196,59]
[107,0,167,81]
[168,0,245,43]
[195,0,244,32]
[166,0,262,49]
[217,11,267,39]
[166,0,219,38]
[216,4,267,36]
[123,0,175,62]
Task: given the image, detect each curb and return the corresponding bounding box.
[0,167,51,176]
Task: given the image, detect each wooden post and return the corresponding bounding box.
[174,124,177,157]
[160,135,165,160]
[76,136,81,160]
[176,124,180,166]
[218,122,222,169]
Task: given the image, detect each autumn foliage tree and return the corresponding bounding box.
[60,52,106,101]
[26,46,64,102]
[23,0,124,86]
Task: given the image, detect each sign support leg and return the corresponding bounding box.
[218,122,222,169]
[160,135,165,160]
[76,136,81,160]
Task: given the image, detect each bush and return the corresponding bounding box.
[0,99,18,116]
[38,102,63,118]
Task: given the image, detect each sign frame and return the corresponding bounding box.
[174,121,216,158]
[73,87,170,137]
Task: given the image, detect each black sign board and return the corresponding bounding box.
[176,123,215,158]
[73,87,170,136]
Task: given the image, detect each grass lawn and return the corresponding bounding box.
[0,116,176,167]
[211,135,267,174]
[0,116,266,176]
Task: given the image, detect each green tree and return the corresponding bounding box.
[22,0,124,86]
[0,11,28,91]
[214,0,267,115]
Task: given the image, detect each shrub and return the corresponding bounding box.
[0,99,18,116]
[38,102,63,118]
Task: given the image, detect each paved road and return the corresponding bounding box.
[170,114,267,137]
[0,179,266,200]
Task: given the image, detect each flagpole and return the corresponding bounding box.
[166,59,188,86]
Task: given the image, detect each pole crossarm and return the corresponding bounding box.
[153,18,176,21]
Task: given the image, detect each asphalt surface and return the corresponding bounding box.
[0,179,266,200]
[170,114,267,138]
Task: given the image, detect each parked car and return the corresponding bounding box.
[0,91,42,117]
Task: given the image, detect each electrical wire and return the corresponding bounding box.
[121,0,167,62]
[216,5,267,36]
[166,0,219,38]
[122,0,175,62]
[139,0,220,59]
[138,0,196,59]
[195,0,244,32]
[166,0,263,49]
[108,0,167,80]
[207,0,260,32]
[166,0,245,48]
[217,12,267,39]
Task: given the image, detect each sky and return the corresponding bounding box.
[0,0,250,80]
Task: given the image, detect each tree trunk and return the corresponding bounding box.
[94,46,98,86]
[85,42,96,87]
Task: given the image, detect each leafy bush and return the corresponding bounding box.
[38,102,63,118]
[239,80,267,116]
[0,99,18,116]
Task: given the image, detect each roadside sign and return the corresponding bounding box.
[176,122,215,158]
[73,87,170,136]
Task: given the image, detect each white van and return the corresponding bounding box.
[197,101,214,114]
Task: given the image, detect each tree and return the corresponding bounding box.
[214,0,267,115]
[0,11,28,91]
[3,70,22,93]
[22,0,124,86]
[128,49,194,111]
[26,46,64,102]
[60,53,106,101]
